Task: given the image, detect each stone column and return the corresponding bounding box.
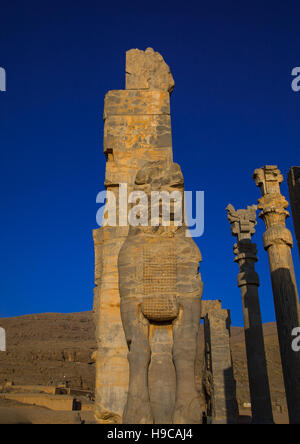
[202,301,238,424]
[253,165,300,424]
[226,204,273,423]
[288,167,300,259]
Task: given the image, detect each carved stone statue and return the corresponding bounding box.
[118,160,203,424]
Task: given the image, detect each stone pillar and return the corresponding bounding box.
[0,327,5,352]
[202,301,238,424]
[226,204,273,423]
[93,48,175,423]
[288,166,300,259]
[253,165,300,424]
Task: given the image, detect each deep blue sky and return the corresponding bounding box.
[0,1,299,326]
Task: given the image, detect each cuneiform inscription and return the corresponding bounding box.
[142,246,178,322]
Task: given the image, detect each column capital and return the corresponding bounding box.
[253,165,292,249]
[253,165,290,221]
[253,165,283,195]
[226,204,259,286]
[226,204,257,242]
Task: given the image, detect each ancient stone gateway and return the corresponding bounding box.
[93,48,175,424]
[93,48,238,424]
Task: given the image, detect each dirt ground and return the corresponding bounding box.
[0,397,96,424]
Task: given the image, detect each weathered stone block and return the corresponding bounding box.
[104,115,172,153]
[125,47,174,93]
[104,90,170,117]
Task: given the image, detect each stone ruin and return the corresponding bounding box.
[93,48,238,424]
[93,48,176,424]
[93,48,300,424]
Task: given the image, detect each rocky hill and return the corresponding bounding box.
[0,312,287,413]
[0,312,96,392]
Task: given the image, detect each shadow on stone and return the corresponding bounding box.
[270,267,300,423]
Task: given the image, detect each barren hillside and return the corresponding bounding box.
[0,312,287,413]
